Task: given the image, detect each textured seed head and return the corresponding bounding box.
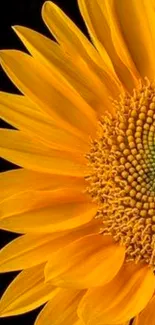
[86,79,155,268]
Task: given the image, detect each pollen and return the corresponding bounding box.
[86,79,155,268]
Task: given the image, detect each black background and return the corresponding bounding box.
[0,1,88,324]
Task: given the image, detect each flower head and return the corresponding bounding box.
[0,1,155,325]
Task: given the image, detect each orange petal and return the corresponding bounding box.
[12,26,99,124]
[78,0,137,92]
[0,50,96,138]
[78,0,119,78]
[42,1,102,66]
[74,321,85,325]
[42,1,118,116]
[0,169,85,203]
[0,129,88,176]
[103,0,139,82]
[134,295,155,325]
[104,0,155,81]
[0,194,96,233]
[0,264,57,316]
[0,219,100,271]
[0,91,89,152]
[45,234,125,288]
[78,262,155,324]
[0,183,88,219]
[34,288,84,325]
[12,26,115,116]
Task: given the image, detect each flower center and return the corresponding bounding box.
[86,79,155,268]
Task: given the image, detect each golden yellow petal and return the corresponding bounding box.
[73,321,84,325]
[0,184,90,219]
[0,129,88,176]
[72,321,85,325]
[143,0,155,49]
[103,0,139,81]
[42,1,118,115]
[0,169,85,203]
[78,0,119,77]
[12,25,102,122]
[0,264,58,317]
[42,1,104,67]
[105,0,155,81]
[0,220,100,271]
[78,262,155,324]
[0,91,89,152]
[0,50,96,137]
[134,295,155,325]
[0,195,96,234]
[78,322,129,325]
[34,288,84,325]
[12,25,117,117]
[45,234,125,289]
[78,0,138,92]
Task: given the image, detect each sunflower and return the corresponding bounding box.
[1,0,155,324]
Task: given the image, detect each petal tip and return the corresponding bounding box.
[42,0,51,12]
[41,0,59,18]
[11,25,20,33]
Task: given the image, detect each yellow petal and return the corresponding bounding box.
[12,26,116,115]
[42,1,104,68]
[12,25,102,121]
[117,323,130,325]
[78,0,138,92]
[0,91,89,152]
[0,180,88,219]
[35,288,84,325]
[42,1,119,115]
[0,264,58,316]
[134,295,155,325]
[143,0,155,50]
[0,129,88,176]
[79,322,129,325]
[78,262,155,324]
[45,234,125,289]
[78,0,119,77]
[0,50,96,137]
[0,194,96,233]
[0,219,100,271]
[0,168,85,203]
[104,0,155,81]
[73,321,84,325]
[103,0,139,81]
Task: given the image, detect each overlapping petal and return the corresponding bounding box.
[0,129,88,176]
[0,220,100,271]
[12,26,112,116]
[0,92,89,152]
[0,184,91,220]
[42,1,102,65]
[0,168,85,203]
[103,0,155,81]
[0,190,97,233]
[78,0,138,91]
[0,50,96,137]
[45,234,125,288]
[42,1,121,115]
[0,264,57,316]
[134,295,155,325]
[78,262,155,324]
[34,288,84,325]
